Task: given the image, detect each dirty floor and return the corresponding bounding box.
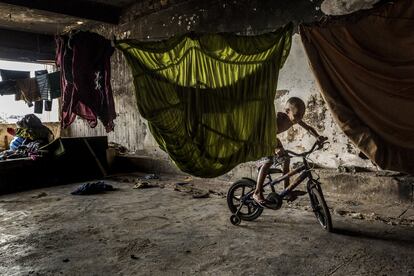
[0,174,414,276]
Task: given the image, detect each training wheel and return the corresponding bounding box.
[230,215,241,226]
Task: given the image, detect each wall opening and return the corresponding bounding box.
[0,59,59,123]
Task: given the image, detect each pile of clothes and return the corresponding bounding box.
[0,69,61,114]
[0,114,54,160]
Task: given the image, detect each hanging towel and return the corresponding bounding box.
[300,0,414,174]
[116,23,293,177]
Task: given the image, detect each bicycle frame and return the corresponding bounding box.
[263,156,314,198]
[229,140,332,229]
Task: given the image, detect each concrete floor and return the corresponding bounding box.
[0,175,413,276]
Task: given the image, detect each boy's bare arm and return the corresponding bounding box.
[298,120,324,139]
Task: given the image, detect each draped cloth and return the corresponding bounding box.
[117,23,293,177]
[56,32,116,132]
[300,0,414,174]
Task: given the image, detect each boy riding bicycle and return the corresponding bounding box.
[253,97,327,206]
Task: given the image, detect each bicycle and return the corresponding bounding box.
[227,140,333,232]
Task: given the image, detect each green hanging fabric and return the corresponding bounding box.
[116,23,293,177]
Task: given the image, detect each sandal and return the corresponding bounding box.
[252,194,267,207]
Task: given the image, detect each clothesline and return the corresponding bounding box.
[0,70,61,114]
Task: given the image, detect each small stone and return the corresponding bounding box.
[32,192,47,199]
[334,209,348,216]
[130,254,139,260]
[62,258,70,263]
[350,213,364,219]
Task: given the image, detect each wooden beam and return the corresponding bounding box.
[0,28,55,63]
[0,0,121,24]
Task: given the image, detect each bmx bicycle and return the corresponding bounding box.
[227,140,333,232]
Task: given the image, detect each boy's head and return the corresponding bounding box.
[285,97,306,123]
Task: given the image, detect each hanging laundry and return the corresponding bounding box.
[0,69,30,98]
[35,70,49,100]
[0,80,17,96]
[16,78,41,106]
[35,70,61,99]
[34,70,61,112]
[44,100,52,111]
[116,23,293,177]
[0,69,30,81]
[34,100,43,114]
[48,71,61,99]
[56,31,116,132]
[300,0,414,174]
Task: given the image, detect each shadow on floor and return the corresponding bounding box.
[333,226,414,246]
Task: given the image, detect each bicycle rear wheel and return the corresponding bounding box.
[227,179,263,221]
[308,186,333,232]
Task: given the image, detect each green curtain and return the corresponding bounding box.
[116,23,293,177]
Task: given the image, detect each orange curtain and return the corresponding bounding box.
[300,0,414,174]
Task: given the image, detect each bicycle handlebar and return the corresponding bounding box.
[284,141,329,158]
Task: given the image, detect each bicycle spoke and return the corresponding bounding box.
[247,204,252,214]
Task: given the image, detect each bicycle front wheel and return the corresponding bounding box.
[308,186,333,232]
[227,179,263,221]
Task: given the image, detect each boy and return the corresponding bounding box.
[253,97,327,206]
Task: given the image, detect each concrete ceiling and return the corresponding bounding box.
[0,0,389,63]
[0,0,139,62]
[0,0,140,35]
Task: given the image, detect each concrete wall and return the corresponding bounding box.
[63,0,374,175]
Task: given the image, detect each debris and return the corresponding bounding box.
[174,182,209,199]
[130,254,139,260]
[334,209,348,216]
[192,191,210,199]
[143,173,160,180]
[108,142,128,154]
[208,189,226,198]
[350,212,364,220]
[62,258,70,263]
[71,181,115,195]
[133,180,158,189]
[32,192,48,199]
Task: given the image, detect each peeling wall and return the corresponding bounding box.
[63,0,374,172]
[276,34,373,169]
